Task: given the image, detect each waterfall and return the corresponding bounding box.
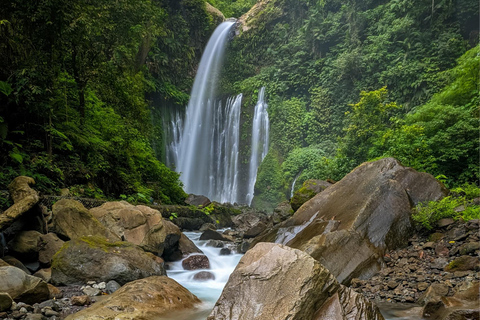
[290,174,300,198]
[164,21,270,205]
[175,21,240,202]
[246,87,270,205]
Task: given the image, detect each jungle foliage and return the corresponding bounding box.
[219,0,479,209]
[0,0,218,203]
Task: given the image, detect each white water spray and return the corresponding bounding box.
[246,87,269,205]
[175,21,237,201]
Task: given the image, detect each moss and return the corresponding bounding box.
[290,186,316,212]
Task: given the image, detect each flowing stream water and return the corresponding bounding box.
[166,232,243,319]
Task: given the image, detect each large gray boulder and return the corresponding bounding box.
[208,242,384,320]
[51,199,120,241]
[90,201,202,260]
[64,276,201,320]
[0,266,49,304]
[51,236,165,285]
[0,176,43,233]
[252,158,447,284]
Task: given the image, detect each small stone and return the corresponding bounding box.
[219,248,231,256]
[0,293,13,312]
[43,307,59,317]
[431,257,448,269]
[105,280,121,294]
[24,314,44,320]
[437,218,454,227]
[453,271,470,278]
[459,242,480,255]
[387,280,399,289]
[20,307,28,313]
[423,242,435,249]
[417,282,429,291]
[92,282,106,290]
[70,295,91,306]
[86,281,96,285]
[429,233,444,242]
[82,286,101,296]
[435,243,449,256]
[193,271,215,281]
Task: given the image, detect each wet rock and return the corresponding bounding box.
[252,158,447,284]
[105,280,121,294]
[182,254,210,270]
[208,243,384,320]
[205,239,224,247]
[64,276,200,320]
[199,229,233,242]
[193,271,215,281]
[82,286,100,297]
[219,248,231,255]
[51,236,165,285]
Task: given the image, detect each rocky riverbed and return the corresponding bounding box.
[352,219,479,318]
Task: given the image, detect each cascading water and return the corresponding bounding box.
[246,87,269,206]
[167,232,243,320]
[165,21,269,205]
[175,21,241,203]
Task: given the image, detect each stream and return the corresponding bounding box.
[166,231,423,320]
[166,231,243,320]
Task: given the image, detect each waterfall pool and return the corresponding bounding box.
[166,231,243,320]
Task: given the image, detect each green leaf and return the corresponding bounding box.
[0,81,13,96]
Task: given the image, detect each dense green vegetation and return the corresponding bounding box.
[0,0,478,212]
[413,183,480,230]
[0,0,219,203]
[217,0,478,209]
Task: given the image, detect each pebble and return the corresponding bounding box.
[353,220,480,304]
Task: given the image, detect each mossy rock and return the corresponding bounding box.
[51,236,165,285]
[445,255,480,272]
[290,180,332,212]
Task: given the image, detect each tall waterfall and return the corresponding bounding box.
[175,21,240,202]
[246,87,269,205]
[165,21,270,205]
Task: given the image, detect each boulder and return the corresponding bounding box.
[422,283,479,319]
[2,255,30,274]
[0,176,42,233]
[182,254,210,270]
[64,276,200,320]
[252,158,447,284]
[271,201,294,224]
[0,293,13,312]
[208,243,384,320]
[38,233,64,266]
[90,202,175,256]
[33,268,51,282]
[164,232,203,262]
[290,179,331,212]
[185,194,211,207]
[51,199,119,241]
[0,266,50,304]
[232,212,268,238]
[445,255,480,272]
[51,236,165,285]
[8,230,43,262]
[200,229,233,242]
